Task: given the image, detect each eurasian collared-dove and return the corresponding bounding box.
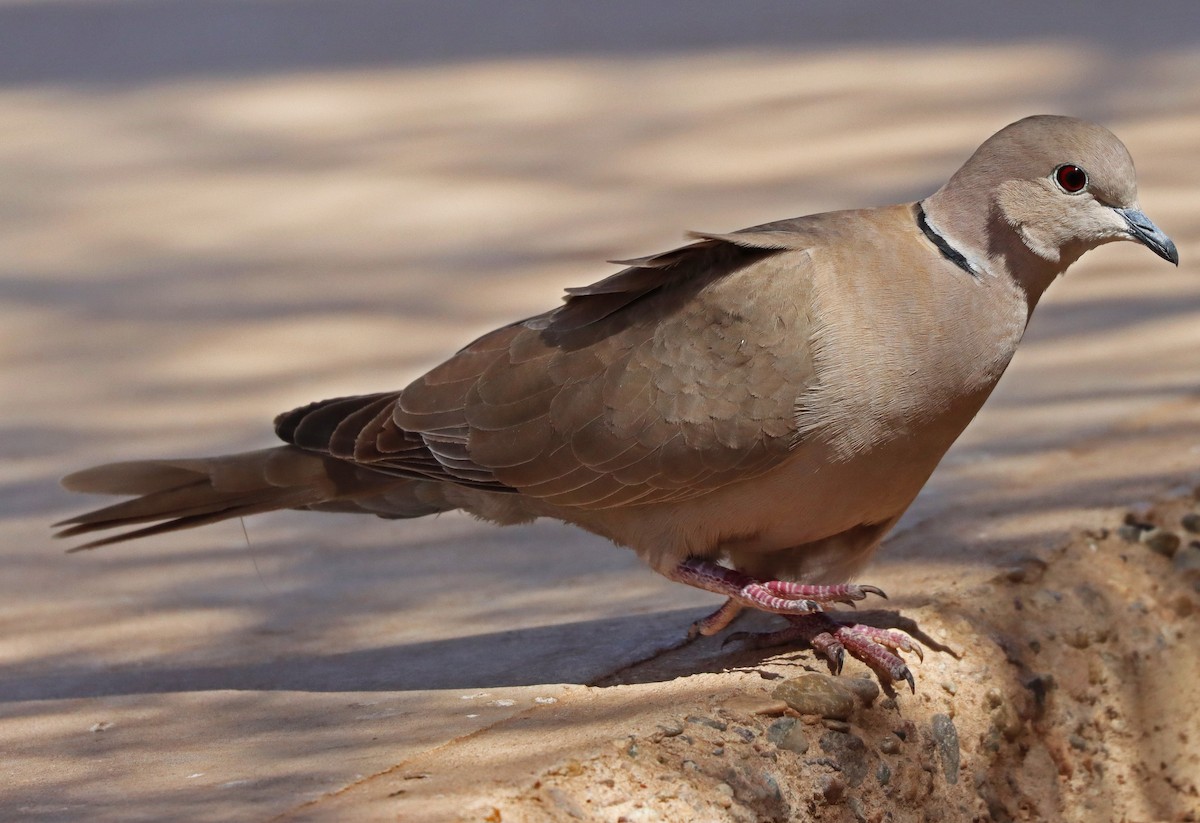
[56,115,1178,689]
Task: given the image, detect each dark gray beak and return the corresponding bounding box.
[1116,207,1179,265]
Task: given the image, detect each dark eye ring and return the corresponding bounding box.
[1054,164,1088,194]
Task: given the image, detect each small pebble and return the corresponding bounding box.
[657,721,684,738]
[819,731,869,786]
[818,774,845,804]
[732,726,756,743]
[879,735,901,755]
[767,717,809,754]
[1125,502,1156,523]
[1174,545,1200,578]
[685,714,727,732]
[1182,513,1200,534]
[611,737,639,756]
[1063,627,1093,649]
[715,782,734,797]
[940,681,957,695]
[766,717,797,746]
[778,726,810,755]
[931,714,961,785]
[991,702,1024,742]
[822,719,851,733]
[839,676,881,707]
[1117,523,1151,543]
[1140,528,1182,558]
[1004,557,1047,584]
[772,674,856,720]
[876,762,892,785]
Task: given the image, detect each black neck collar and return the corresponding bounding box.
[916,203,977,277]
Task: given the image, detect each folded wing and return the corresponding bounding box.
[277,229,819,510]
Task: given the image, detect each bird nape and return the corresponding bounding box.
[55,115,1178,691]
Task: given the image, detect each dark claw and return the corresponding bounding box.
[902,666,915,694]
[831,646,845,676]
[858,584,888,599]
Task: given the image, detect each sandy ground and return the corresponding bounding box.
[2,3,1200,821]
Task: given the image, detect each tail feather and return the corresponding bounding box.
[54,446,440,550]
[62,461,212,496]
[54,486,322,550]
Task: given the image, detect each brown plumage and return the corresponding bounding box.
[56,115,1178,688]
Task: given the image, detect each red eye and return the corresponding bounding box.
[1054,164,1088,193]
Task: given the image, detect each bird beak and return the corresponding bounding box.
[1116,207,1179,265]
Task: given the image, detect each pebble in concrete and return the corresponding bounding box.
[766,717,809,755]
[1140,528,1182,558]
[879,735,902,755]
[685,715,727,732]
[818,731,869,787]
[772,674,856,720]
[931,714,961,784]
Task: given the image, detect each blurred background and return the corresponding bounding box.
[2,2,1198,818]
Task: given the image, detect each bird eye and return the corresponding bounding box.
[1054,164,1088,194]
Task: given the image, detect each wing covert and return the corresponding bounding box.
[277,229,821,508]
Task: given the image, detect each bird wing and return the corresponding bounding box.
[276,228,821,509]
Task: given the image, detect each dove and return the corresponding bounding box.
[55,115,1178,689]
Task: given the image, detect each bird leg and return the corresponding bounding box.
[729,612,920,692]
[668,559,916,691]
[689,597,746,638]
[669,558,887,629]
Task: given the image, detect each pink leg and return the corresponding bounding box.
[667,559,914,691]
[729,613,918,692]
[689,598,744,638]
[668,558,886,616]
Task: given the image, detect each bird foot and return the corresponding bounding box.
[726,612,919,692]
[669,559,913,690]
[670,558,887,626]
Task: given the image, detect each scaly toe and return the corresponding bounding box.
[835,626,916,691]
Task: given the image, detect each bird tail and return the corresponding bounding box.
[54,446,436,550]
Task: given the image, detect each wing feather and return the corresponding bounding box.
[273,228,820,509]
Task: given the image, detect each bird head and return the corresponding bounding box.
[926,115,1178,284]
